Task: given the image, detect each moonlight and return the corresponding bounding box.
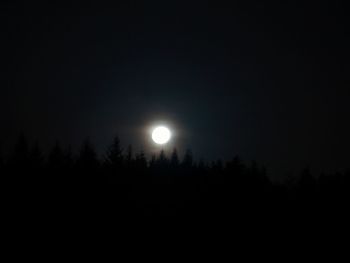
[152,126,171,145]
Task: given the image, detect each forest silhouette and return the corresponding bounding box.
[1,134,349,218]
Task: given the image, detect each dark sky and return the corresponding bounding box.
[1,1,349,179]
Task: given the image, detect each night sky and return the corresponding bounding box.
[1,1,349,179]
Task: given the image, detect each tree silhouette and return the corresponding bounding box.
[1,133,349,217]
[226,156,245,184]
[212,159,223,172]
[48,141,65,170]
[298,168,315,189]
[64,145,74,169]
[125,144,133,167]
[197,158,207,171]
[0,142,4,179]
[105,136,123,171]
[29,142,44,173]
[170,148,179,168]
[0,142,3,169]
[149,154,156,170]
[9,134,29,169]
[156,150,168,170]
[77,139,99,174]
[182,149,193,170]
[228,156,244,172]
[135,150,147,171]
[297,167,316,199]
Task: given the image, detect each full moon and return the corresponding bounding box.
[152,126,171,145]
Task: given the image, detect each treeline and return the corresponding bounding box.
[1,134,349,217]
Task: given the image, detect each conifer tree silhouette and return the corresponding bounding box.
[153,150,168,175]
[182,149,193,169]
[64,145,74,169]
[77,138,99,173]
[29,142,44,173]
[135,150,147,171]
[125,144,133,167]
[197,158,207,170]
[105,136,123,170]
[170,148,179,168]
[298,167,316,198]
[48,141,65,170]
[228,156,244,174]
[259,165,270,186]
[0,142,3,169]
[298,168,315,188]
[2,133,350,218]
[212,159,223,172]
[157,150,168,166]
[0,142,4,179]
[149,154,156,170]
[250,160,259,175]
[10,133,29,169]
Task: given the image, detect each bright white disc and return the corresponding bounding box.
[152,126,171,144]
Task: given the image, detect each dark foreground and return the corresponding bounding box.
[3,169,349,220]
[1,137,349,224]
